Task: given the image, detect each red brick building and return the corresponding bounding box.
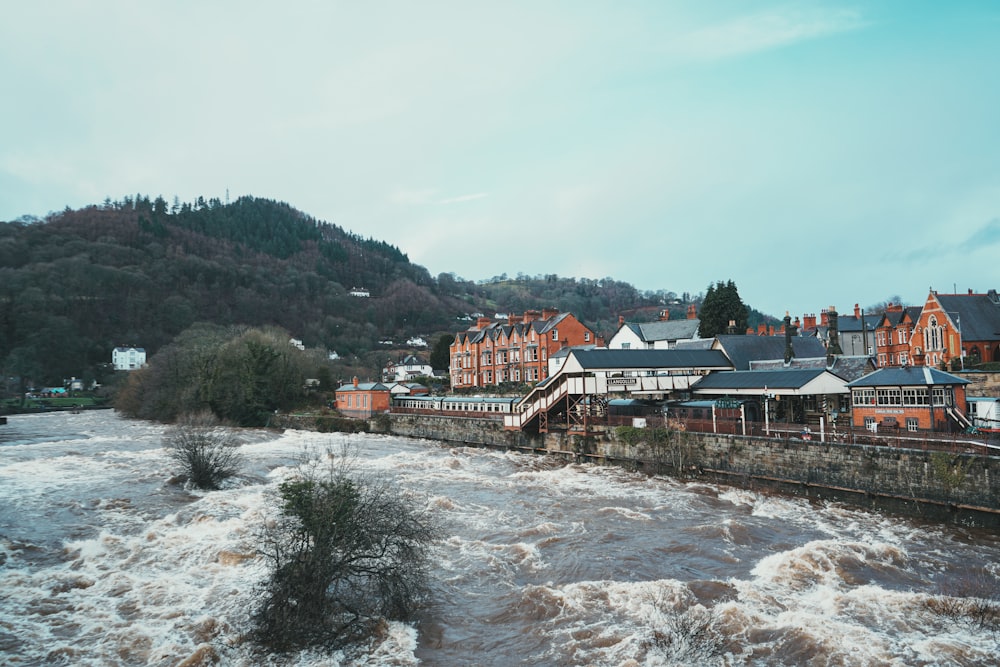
[449,309,600,390]
[335,377,391,418]
[847,366,970,433]
[913,289,1000,369]
[873,303,922,368]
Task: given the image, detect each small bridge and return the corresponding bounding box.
[504,349,732,433]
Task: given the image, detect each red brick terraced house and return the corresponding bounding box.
[912,289,1000,369]
[450,309,601,390]
[873,303,923,368]
[847,366,971,433]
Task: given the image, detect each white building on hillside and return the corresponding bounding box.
[112,346,147,371]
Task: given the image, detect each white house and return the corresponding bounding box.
[349,287,370,297]
[382,354,433,382]
[608,309,700,350]
[112,346,146,371]
[406,336,428,348]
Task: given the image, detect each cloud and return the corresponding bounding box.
[897,217,1000,262]
[670,7,868,61]
[439,193,488,205]
[960,217,1000,251]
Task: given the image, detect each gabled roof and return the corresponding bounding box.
[846,366,970,388]
[627,319,700,342]
[837,313,882,333]
[691,368,849,394]
[567,349,732,371]
[710,335,828,371]
[934,292,1000,342]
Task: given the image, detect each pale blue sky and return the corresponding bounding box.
[2,1,998,317]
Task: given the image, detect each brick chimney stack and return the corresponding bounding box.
[687,304,697,319]
[541,308,559,320]
[659,309,670,321]
[476,316,492,329]
[854,303,861,318]
[803,313,817,331]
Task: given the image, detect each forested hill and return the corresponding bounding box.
[0,195,678,385]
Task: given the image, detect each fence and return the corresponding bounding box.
[607,413,999,456]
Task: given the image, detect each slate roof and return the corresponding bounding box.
[837,313,883,333]
[935,292,1000,342]
[570,349,732,370]
[846,366,970,388]
[710,335,828,371]
[749,355,874,382]
[624,319,700,343]
[336,381,390,392]
[692,368,830,390]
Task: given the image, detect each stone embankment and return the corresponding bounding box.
[275,412,1000,528]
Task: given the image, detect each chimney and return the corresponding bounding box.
[769,325,776,336]
[687,304,697,320]
[887,302,903,313]
[727,319,737,335]
[659,309,670,321]
[784,312,796,364]
[969,288,974,295]
[507,313,522,325]
[523,310,541,323]
[541,308,559,320]
[803,313,817,331]
[827,308,843,356]
[352,376,359,388]
[758,323,767,335]
[854,303,861,318]
[476,316,492,330]
[618,315,625,327]
[820,308,829,327]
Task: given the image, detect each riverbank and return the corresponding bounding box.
[274,412,1000,528]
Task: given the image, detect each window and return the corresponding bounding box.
[584,332,591,342]
[902,388,928,405]
[931,388,951,406]
[926,316,942,351]
[876,389,901,406]
[622,342,631,350]
[877,353,887,367]
[864,416,877,430]
[898,329,908,344]
[906,417,919,432]
[876,331,886,346]
[853,389,876,406]
[551,329,558,341]
[899,352,908,365]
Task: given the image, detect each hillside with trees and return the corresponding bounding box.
[1,195,736,389]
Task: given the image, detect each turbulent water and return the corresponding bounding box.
[1,412,999,666]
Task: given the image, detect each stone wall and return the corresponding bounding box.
[962,370,1000,397]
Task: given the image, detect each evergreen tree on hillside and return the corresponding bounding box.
[697,280,749,338]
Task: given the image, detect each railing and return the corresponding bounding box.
[603,414,999,456]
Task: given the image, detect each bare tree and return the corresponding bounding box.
[248,447,437,653]
[165,411,243,490]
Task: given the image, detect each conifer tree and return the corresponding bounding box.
[697,280,749,338]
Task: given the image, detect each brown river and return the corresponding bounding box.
[1,411,998,666]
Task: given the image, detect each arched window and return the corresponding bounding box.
[925,316,942,351]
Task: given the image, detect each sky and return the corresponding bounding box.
[2,1,998,318]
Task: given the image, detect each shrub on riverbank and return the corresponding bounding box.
[248,449,436,653]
